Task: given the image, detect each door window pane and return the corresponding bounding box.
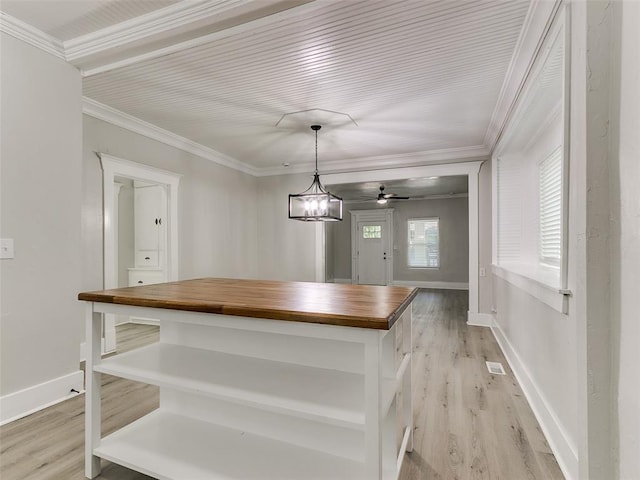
[363,225,382,239]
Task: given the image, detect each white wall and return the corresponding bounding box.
[493,2,640,479]
[83,116,260,289]
[0,33,84,412]
[116,178,134,289]
[611,1,640,477]
[256,173,318,282]
[478,161,493,313]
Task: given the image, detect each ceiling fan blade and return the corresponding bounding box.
[385,193,410,199]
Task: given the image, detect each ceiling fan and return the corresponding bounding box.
[376,185,410,204]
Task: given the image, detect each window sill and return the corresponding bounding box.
[492,264,570,314]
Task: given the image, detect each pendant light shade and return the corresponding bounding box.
[288,125,343,221]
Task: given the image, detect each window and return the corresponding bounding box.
[494,10,566,298]
[362,225,381,239]
[539,147,562,267]
[408,218,439,268]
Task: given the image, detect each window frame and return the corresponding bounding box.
[407,217,440,269]
[491,5,570,314]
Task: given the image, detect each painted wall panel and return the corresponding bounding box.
[256,174,318,282]
[612,1,640,477]
[493,277,577,456]
[0,33,83,394]
[478,161,493,312]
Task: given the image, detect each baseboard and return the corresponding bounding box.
[331,278,352,284]
[0,370,84,425]
[391,280,469,290]
[466,312,494,327]
[491,321,578,480]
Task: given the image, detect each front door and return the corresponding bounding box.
[357,220,388,285]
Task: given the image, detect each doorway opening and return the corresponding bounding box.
[99,154,180,354]
[318,162,482,324]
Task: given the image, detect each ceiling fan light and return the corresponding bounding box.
[377,198,387,205]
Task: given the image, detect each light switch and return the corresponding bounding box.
[1,239,14,259]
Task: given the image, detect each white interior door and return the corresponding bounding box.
[357,220,388,285]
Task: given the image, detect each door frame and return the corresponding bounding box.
[100,153,181,353]
[318,161,482,324]
[350,209,394,285]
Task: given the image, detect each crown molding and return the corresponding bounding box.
[255,145,490,177]
[64,0,250,63]
[484,0,562,152]
[344,193,469,205]
[0,12,65,60]
[83,96,489,179]
[82,97,259,176]
[81,0,324,77]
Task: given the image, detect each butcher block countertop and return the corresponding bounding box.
[78,277,417,330]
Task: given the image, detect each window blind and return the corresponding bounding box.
[408,218,439,268]
[497,157,522,264]
[539,147,563,266]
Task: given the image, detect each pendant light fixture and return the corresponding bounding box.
[288,125,343,221]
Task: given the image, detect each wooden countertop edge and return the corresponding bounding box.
[78,287,418,330]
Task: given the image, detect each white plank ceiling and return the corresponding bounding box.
[1,0,179,41]
[2,0,532,174]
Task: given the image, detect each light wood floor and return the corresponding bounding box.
[0,291,564,480]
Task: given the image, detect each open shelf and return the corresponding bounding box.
[95,410,367,480]
[96,343,380,428]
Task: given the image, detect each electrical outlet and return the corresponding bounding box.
[0,239,14,259]
[479,267,486,277]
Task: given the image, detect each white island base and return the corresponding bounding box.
[82,280,414,480]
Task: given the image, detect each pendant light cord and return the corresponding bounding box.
[314,127,319,175]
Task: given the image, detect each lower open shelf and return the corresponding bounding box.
[94,409,367,480]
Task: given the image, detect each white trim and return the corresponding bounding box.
[258,146,489,177]
[485,0,562,150]
[491,319,578,480]
[322,162,482,319]
[323,162,483,185]
[344,193,468,205]
[65,0,253,62]
[391,280,469,290]
[492,264,569,314]
[81,1,328,77]
[82,98,488,178]
[466,312,494,327]
[100,154,181,355]
[0,12,65,60]
[83,98,258,176]
[0,371,84,425]
[100,153,181,285]
[350,209,394,286]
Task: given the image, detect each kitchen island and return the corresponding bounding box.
[79,278,417,480]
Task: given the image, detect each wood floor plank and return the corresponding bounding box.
[0,292,564,480]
